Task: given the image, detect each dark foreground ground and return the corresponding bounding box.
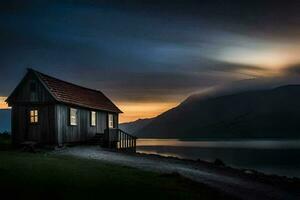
[2,134,300,200]
[60,146,300,200]
[0,135,234,200]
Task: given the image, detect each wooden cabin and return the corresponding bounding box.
[6,69,136,151]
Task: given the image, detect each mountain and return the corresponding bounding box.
[0,109,11,133]
[135,85,300,139]
[120,118,153,134]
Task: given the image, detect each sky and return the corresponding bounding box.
[1,0,300,122]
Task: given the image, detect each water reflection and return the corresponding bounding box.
[137,139,300,149]
[137,139,300,177]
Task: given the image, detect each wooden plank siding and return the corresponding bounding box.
[7,72,55,104]
[96,111,107,134]
[11,105,56,145]
[55,104,113,145]
[8,72,57,145]
[114,113,119,128]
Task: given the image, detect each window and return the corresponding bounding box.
[30,109,38,124]
[91,111,96,126]
[70,108,77,126]
[108,114,114,128]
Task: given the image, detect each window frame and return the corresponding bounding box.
[69,108,78,126]
[29,109,39,124]
[90,111,96,127]
[108,114,114,128]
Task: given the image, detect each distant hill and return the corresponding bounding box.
[133,85,300,139]
[120,118,153,134]
[0,109,11,133]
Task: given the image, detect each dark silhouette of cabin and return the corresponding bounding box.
[6,69,136,151]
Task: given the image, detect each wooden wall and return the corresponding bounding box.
[9,72,56,145]
[8,72,54,104]
[114,113,119,128]
[55,104,115,145]
[11,105,56,144]
[11,103,119,145]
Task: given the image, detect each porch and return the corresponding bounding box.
[89,129,137,152]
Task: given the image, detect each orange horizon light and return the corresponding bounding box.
[117,101,179,123]
[0,97,9,109]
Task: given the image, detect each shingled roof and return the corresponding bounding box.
[32,69,122,113]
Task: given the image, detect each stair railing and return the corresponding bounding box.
[104,128,137,152]
[117,129,137,152]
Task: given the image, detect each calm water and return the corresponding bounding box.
[137,139,300,178]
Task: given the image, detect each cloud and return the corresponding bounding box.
[1,0,300,122]
[283,64,300,75]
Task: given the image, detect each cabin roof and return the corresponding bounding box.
[32,69,122,113]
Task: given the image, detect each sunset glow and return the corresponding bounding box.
[0,95,177,122]
[117,101,179,123]
[2,1,300,123]
[0,97,9,109]
[1,1,300,194]
[217,42,300,75]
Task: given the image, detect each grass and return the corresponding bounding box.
[0,136,234,200]
[0,133,11,145]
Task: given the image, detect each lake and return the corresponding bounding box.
[136,139,300,178]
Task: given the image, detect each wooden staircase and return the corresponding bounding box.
[87,133,104,145]
[87,129,137,152]
[103,129,137,152]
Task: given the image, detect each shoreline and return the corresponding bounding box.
[136,139,300,178]
[136,149,300,178]
[137,137,300,141]
[58,146,300,200]
[135,150,300,185]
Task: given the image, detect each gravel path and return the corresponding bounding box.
[56,146,299,200]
